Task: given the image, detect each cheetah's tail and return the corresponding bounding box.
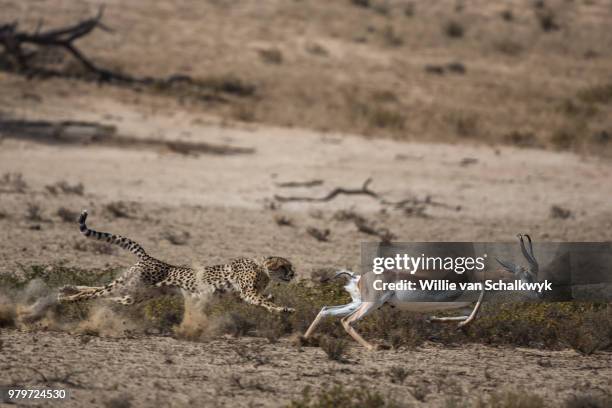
[78,210,149,260]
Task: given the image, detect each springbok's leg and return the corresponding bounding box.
[304,302,361,338]
[429,287,485,327]
[458,287,485,327]
[340,302,382,351]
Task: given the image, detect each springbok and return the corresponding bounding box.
[304,263,486,351]
[305,234,542,350]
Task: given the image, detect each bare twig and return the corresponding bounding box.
[275,179,323,188]
[307,227,330,242]
[383,195,461,213]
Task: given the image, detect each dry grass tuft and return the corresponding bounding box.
[162,230,190,245]
[310,268,336,284]
[564,393,612,408]
[274,214,294,227]
[382,25,403,47]
[103,394,133,408]
[504,131,540,148]
[25,202,43,221]
[57,207,79,223]
[403,3,415,17]
[468,302,611,353]
[319,335,349,362]
[500,9,513,22]
[104,201,132,218]
[444,20,465,38]
[288,385,404,408]
[535,8,560,32]
[449,111,479,138]
[349,0,370,8]
[45,180,84,195]
[258,48,283,64]
[197,75,256,97]
[0,172,27,192]
[577,83,612,105]
[388,366,410,384]
[478,389,546,408]
[550,205,572,219]
[494,39,524,56]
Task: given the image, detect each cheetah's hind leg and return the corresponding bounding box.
[57,274,134,303]
[58,285,102,297]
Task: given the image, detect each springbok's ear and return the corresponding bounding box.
[496,258,521,275]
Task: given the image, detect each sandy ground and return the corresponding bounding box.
[1,331,611,407]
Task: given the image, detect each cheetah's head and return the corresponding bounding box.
[262,257,295,282]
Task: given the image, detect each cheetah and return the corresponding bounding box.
[57,210,296,313]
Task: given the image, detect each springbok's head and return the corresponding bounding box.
[496,234,540,289]
[262,256,295,282]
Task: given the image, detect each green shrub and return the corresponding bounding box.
[142,295,184,331]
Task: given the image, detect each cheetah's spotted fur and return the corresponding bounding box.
[58,211,296,313]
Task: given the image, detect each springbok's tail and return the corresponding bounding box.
[78,210,149,260]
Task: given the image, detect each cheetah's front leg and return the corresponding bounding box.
[239,288,294,313]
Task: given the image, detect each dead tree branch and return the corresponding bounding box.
[0,10,262,103]
[274,178,378,202]
[0,8,144,82]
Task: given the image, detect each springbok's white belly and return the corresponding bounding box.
[389,300,472,312]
